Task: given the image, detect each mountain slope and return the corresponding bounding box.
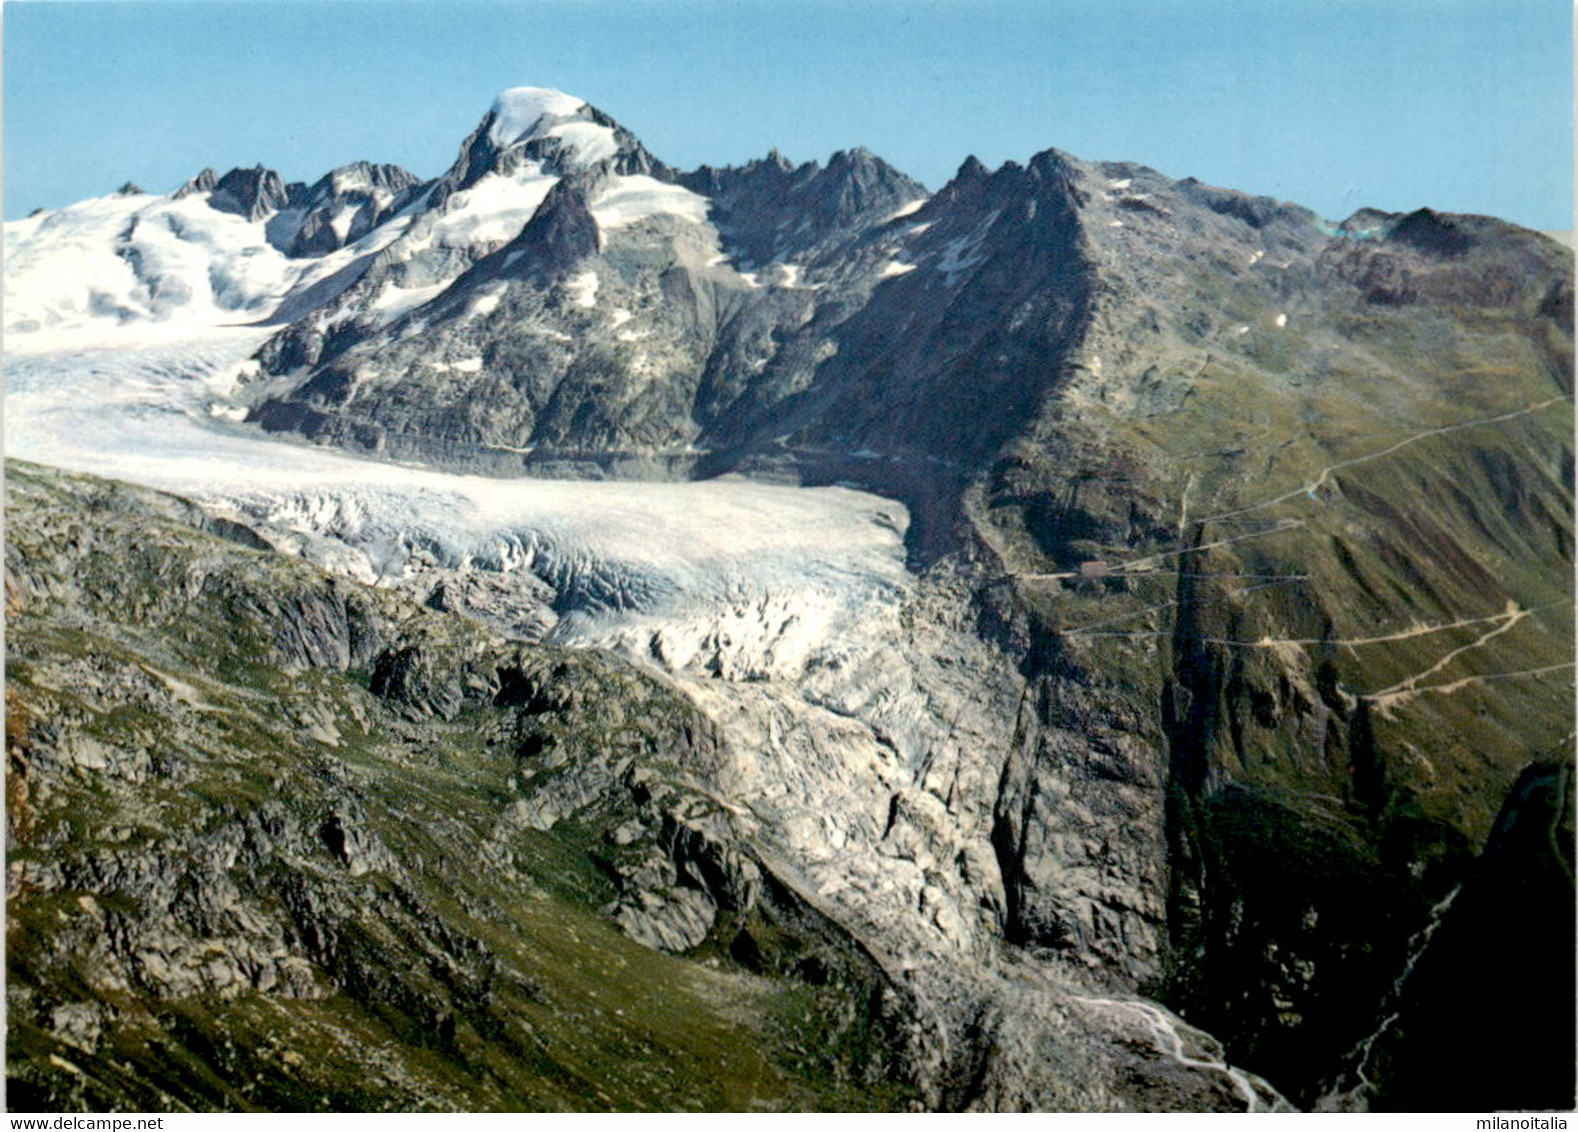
[5,85,1572,1112]
[243,92,927,477]
[965,168,1574,1104]
[4,462,921,1111]
[5,462,1293,1112]
[239,111,1573,1105]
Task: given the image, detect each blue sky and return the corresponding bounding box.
[5,0,1572,229]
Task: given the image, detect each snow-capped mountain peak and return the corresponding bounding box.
[486,87,589,148]
[480,86,623,172]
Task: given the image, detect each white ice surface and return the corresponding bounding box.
[4,195,295,335]
[428,166,558,249]
[591,175,710,229]
[4,189,419,347]
[6,328,912,683]
[546,121,619,167]
[487,87,587,148]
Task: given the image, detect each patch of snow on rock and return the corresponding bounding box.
[773,263,816,289]
[935,211,997,286]
[882,199,928,223]
[565,271,599,308]
[429,167,558,248]
[592,176,710,229]
[546,120,619,166]
[370,281,447,326]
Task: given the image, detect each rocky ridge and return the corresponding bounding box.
[5,85,1573,1111]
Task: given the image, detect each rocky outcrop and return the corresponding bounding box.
[208,165,292,222]
[281,162,427,257]
[171,166,218,199]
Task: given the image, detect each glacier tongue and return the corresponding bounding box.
[7,326,1010,964]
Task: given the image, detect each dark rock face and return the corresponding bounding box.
[679,146,926,266]
[706,148,1095,558]
[991,669,1168,980]
[171,166,218,199]
[282,162,426,257]
[493,175,601,279]
[208,165,292,222]
[1352,761,1576,1112]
